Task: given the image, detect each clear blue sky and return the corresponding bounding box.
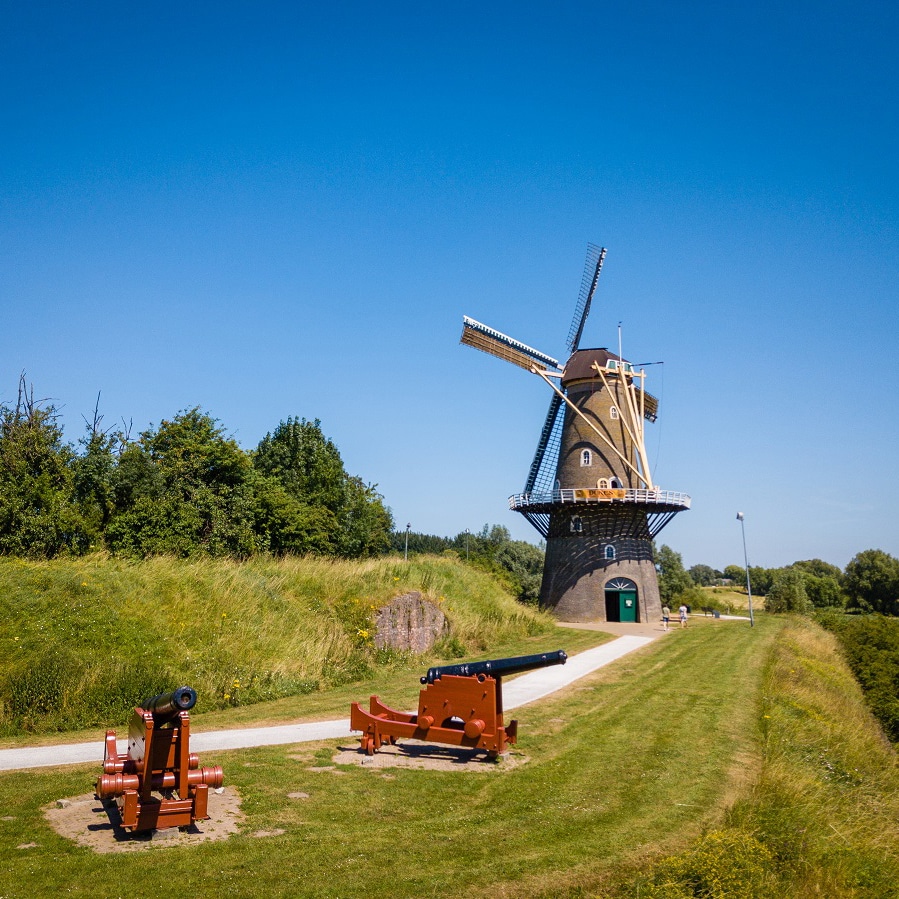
[2,1,897,570]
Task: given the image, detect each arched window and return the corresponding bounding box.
[610,406,619,420]
[610,477,622,488]
[581,449,592,467]
[570,516,583,534]
[604,544,616,560]
[597,478,609,489]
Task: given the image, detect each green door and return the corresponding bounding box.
[618,590,637,623]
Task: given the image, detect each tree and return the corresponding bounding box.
[765,568,812,614]
[791,559,843,581]
[72,400,122,541]
[493,539,544,605]
[254,418,393,558]
[106,408,258,558]
[723,564,746,584]
[0,378,88,557]
[336,476,393,557]
[254,418,346,513]
[656,544,693,603]
[688,564,719,586]
[143,407,250,493]
[844,550,899,616]
[802,573,846,608]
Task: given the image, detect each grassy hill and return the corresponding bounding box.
[0,557,897,897]
[0,553,567,737]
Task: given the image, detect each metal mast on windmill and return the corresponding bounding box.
[460,245,690,623]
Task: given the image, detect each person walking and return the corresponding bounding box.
[661,605,671,631]
[679,604,688,628]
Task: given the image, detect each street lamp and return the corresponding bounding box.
[404,523,411,562]
[736,512,754,627]
[465,528,470,561]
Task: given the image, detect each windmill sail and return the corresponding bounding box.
[566,245,607,353]
[460,317,560,372]
[524,393,564,495]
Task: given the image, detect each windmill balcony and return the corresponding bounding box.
[509,487,692,512]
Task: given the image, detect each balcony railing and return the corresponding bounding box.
[509,487,691,511]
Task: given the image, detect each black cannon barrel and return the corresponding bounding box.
[421,650,567,685]
[140,686,198,718]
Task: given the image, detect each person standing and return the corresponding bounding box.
[661,605,671,631]
[679,604,688,628]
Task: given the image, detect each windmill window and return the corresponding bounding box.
[570,516,583,533]
[610,406,619,420]
[597,478,610,489]
[604,544,616,560]
[610,477,623,488]
[606,360,618,371]
[581,449,592,467]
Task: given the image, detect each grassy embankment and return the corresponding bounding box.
[0,553,601,741]
[0,558,897,897]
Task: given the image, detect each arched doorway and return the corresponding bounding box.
[605,577,638,623]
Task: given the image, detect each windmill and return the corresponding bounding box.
[460,245,690,623]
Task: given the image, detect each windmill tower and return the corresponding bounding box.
[460,245,690,623]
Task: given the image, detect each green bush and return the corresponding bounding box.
[819,613,899,743]
[641,830,775,898]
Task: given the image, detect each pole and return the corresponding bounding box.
[404,523,410,562]
[736,512,754,627]
[465,528,469,560]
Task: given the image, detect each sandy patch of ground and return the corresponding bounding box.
[42,787,244,854]
[331,740,528,772]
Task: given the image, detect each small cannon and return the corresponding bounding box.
[350,650,567,759]
[95,687,223,832]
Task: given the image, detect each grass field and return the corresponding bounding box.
[1,558,897,897]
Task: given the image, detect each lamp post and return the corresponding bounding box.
[465,528,470,561]
[404,522,411,562]
[736,512,754,627]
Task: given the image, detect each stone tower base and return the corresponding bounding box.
[540,530,662,624]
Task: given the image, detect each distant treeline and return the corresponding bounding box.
[657,544,899,617]
[0,378,392,560]
[391,524,545,604]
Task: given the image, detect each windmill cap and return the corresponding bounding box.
[561,348,621,385]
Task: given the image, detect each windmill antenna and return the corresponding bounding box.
[566,244,607,353]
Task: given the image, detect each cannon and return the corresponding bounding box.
[95,687,223,832]
[350,650,567,759]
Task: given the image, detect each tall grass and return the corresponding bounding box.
[630,615,899,897]
[0,553,553,735]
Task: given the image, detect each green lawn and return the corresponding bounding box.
[0,617,782,898]
[4,614,897,898]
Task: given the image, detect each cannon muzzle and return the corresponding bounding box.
[421,650,567,685]
[140,686,197,719]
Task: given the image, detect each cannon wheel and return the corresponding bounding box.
[361,734,376,755]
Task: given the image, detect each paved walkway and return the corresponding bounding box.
[0,633,659,772]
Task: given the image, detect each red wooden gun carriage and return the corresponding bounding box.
[350,650,566,759]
